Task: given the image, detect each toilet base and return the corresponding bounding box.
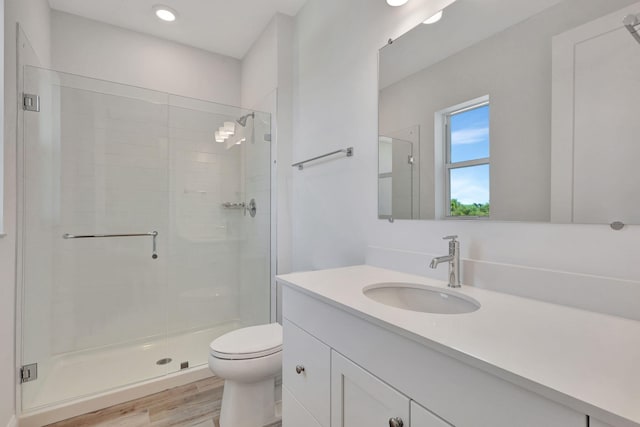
[219,378,278,427]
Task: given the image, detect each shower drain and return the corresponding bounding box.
[156,358,172,365]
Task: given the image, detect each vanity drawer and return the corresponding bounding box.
[283,318,331,427]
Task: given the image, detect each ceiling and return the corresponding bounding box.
[48,0,307,59]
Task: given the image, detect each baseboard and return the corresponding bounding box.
[6,415,17,427]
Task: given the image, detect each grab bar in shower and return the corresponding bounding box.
[292,147,354,170]
[221,202,246,209]
[62,231,159,259]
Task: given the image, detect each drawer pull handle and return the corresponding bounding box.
[295,365,305,374]
[389,417,404,427]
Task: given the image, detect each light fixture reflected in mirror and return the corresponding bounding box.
[387,0,409,6]
[423,10,443,24]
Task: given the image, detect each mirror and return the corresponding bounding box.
[378,0,640,224]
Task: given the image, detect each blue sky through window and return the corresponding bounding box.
[450,165,490,205]
[449,104,490,205]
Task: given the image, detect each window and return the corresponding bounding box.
[444,98,490,218]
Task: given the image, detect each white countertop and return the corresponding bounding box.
[277,265,640,427]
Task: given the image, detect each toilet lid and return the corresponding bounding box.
[209,323,282,360]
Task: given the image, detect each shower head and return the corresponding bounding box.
[236,112,255,127]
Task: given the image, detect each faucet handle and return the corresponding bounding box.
[443,235,458,241]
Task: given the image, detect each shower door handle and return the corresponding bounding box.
[62,231,159,259]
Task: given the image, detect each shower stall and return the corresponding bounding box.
[17,66,273,412]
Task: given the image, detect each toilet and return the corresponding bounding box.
[208,323,283,427]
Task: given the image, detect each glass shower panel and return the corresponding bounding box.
[20,66,171,410]
[238,111,272,328]
[165,97,272,371]
[19,67,274,410]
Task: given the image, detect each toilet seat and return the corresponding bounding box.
[209,323,282,360]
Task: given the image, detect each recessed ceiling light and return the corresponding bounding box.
[154,5,177,22]
[423,10,443,24]
[386,0,408,6]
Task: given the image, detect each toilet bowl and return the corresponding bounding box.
[208,323,282,427]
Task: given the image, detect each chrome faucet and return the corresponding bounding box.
[429,235,461,288]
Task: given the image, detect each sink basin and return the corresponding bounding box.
[363,282,480,314]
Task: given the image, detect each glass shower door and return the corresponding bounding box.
[19,67,274,411]
[20,66,172,410]
[164,97,272,371]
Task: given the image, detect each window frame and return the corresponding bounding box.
[443,97,490,219]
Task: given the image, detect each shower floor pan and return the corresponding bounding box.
[21,321,240,423]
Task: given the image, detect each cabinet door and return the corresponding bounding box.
[283,386,323,427]
[411,401,453,427]
[331,350,409,427]
[283,319,331,426]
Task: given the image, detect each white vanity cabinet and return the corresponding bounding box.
[411,402,453,427]
[331,350,452,427]
[331,350,410,427]
[281,284,589,427]
[282,319,331,427]
[282,387,323,427]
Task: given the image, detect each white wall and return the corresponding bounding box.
[2,0,52,424]
[51,11,241,106]
[292,0,640,319]
[241,17,278,110]
[292,0,453,270]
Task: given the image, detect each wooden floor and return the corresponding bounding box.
[46,377,282,427]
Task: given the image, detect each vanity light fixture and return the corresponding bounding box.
[423,10,443,24]
[153,5,178,22]
[386,0,409,6]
